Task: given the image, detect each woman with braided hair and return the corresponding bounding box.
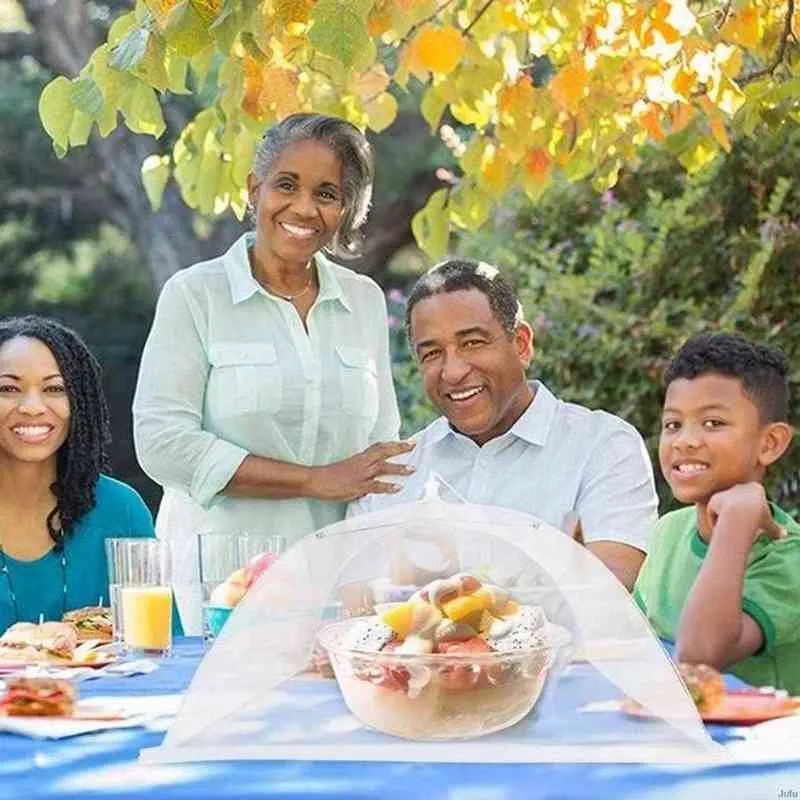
[0,315,160,634]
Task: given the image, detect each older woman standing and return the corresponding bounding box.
[133,113,411,632]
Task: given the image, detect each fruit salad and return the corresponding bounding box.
[205,551,278,637]
[317,572,569,740]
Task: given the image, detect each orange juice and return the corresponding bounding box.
[121,586,173,651]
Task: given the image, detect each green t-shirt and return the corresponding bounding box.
[633,502,800,694]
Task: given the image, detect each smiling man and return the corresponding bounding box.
[349,258,658,590]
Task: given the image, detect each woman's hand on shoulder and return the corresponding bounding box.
[308,441,415,502]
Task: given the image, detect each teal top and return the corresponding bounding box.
[634,503,800,694]
[0,474,182,635]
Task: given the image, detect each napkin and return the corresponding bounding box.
[0,705,145,740]
[1,659,160,683]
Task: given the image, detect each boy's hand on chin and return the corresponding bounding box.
[707,483,785,543]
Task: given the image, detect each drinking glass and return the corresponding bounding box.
[104,538,126,647]
[198,533,243,643]
[236,533,286,574]
[198,533,286,643]
[106,538,173,657]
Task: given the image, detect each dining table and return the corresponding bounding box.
[2,637,800,800]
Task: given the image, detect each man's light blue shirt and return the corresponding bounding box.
[350,382,658,552]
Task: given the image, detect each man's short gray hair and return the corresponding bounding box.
[250,113,374,259]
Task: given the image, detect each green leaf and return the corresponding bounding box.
[165,52,191,94]
[71,76,104,116]
[108,12,137,46]
[163,0,213,56]
[141,154,171,211]
[190,45,217,89]
[412,188,450,259]
[97,104,119,138]
[120,82,166,137]
[676,135,719,174]
[110,25,150,71]
[68,110,93,147]
[420,86,447,131]
[449,181,491,232]
[39,76,75,153]
[309,0,374,69]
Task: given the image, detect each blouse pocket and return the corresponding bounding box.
[208,342,282,415]
[336,345,379,422]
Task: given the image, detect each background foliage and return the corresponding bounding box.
[388,123,800,513]
[1,0,798,517]
[31,0,800,260]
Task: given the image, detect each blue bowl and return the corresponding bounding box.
[206,605,233,638]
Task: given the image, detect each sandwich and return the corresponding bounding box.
[62,606,113,643]
[678,662,725,712]
[0,621,78,664]
[0,677,76,717]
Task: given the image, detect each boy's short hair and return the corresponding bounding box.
[405,258,523,337]
[664,332,790,423]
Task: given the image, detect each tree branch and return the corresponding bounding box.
[18,0,98,76]
[737,0,795,86]
[463,0,496,38]
[397,0,458,47]
[0,30,37,60]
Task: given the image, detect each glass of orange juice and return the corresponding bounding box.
[109,539,173,657]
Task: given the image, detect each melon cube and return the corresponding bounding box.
[380,603,415,637]
[441,595,485,628]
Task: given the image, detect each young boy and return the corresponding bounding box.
[634,332,800,693]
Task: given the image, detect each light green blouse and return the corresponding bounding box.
[133,233,400,632]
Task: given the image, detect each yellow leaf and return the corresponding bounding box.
[412,188,450,259]
[364,91,398,132]
[190,0,222,24]
[410,25,465,76]
[145,0,179,27]
[449,180,491,232]
[262,67,302,118]
[478,144,514,194]
[366,8,392,37]
[141,153,171,211]
[549,61,589,112]
[710,75,746,117]
[498,75,534,115]
[242,53,267,119]
[638,103,666,142]
[669,102,695,134]
[273,0,314,33]
[671,68,695,100]
[39,76,75,151]
[521,147,553,201]
[677,136,719,173]
[351,63,390,101]
[720,5,761,49]
[709,116,732,152]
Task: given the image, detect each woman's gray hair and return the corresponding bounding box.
[250,113,374,260]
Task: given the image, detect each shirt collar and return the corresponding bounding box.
[224,232,352,312]
[428,380,558,448]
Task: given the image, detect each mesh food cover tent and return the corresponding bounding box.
[142,482,725,764]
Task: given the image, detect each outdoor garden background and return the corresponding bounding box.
[1,0,798,514]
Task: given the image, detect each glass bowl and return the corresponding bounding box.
[317,617,566,740]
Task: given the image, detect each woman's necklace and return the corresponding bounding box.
[263,273,314,302]
[0,536,67,625]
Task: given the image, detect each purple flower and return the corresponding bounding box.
[601,190,616,207]
[388,289,405,304]
[388,315,400,330]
